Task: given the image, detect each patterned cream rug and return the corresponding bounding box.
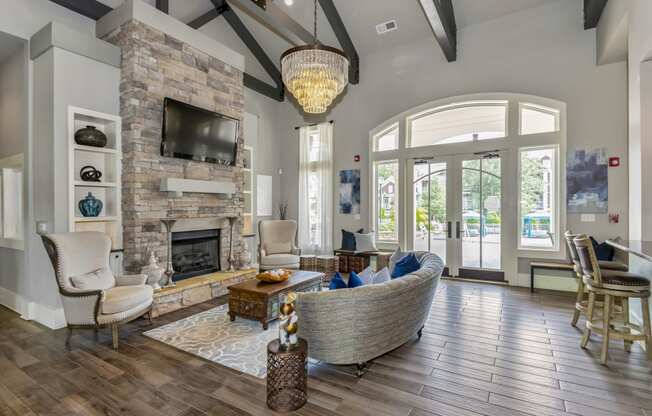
[143,305,278,378]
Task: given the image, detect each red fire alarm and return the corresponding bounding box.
[609,157,620,167]
[354,155,361,162]
[609,213,620,224]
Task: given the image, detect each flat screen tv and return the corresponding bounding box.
[161,97,239,165]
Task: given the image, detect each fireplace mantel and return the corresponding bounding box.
[160,177,236,197]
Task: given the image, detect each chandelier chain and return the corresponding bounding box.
[313,0,318,43]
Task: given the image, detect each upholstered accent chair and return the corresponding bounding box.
[258,220,301,271]
[41,232,154,349]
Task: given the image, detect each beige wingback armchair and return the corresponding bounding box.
[41,232,154,349]
[258,220,301,271]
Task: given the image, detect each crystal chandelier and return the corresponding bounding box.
[281,0,349,114]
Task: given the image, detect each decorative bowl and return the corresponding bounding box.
[256,269,292,283]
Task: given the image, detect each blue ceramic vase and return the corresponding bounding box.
[79,192,103,217]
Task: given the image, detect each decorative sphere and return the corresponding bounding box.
[280,303,294,316]
[285,322,298,335]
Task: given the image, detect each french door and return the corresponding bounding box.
[408,152,506,281]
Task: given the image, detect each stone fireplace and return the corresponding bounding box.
[171,228,221,281]
[101,13,246,273]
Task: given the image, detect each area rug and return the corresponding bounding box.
[143,304,278,378]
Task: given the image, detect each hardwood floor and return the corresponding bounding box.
[1,280,652,415]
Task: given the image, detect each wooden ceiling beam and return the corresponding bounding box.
[49,0,112,20]
[418,0,457,62]
[584,0,608,29]
[156,0,169,14]
[317,0,359,84]
[226,0,314,46]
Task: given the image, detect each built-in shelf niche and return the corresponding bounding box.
[242,145,254,236]
[68,106,122,249]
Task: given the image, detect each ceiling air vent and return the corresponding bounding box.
[376,20,398,35]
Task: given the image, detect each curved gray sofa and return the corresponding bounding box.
[295,251,444,370]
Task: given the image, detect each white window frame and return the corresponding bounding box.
[519,102,560,136]
[373,122,399,152]
[406,100,509,149]
[517,144,561,252]
[373,159,400,245]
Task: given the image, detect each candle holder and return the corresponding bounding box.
[227,216,238,272]
[161,219,177,287]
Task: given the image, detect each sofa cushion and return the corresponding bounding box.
[341,229,363,251]
[354,232,377,252]
[389,247,409,273]
[373,267,391,284]
[102,285,153,315]
[329,272,348,290]
[70,267,115,291]
[266,242,292,255]
[348,271,364,288]
[391,253,421,279]
[260,253,300,267]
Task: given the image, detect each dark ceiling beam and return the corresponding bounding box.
[156,0,169,14]
[49,0,112,20]
[317,0,359,84]
[584,0,608,29]
[188,5,228,29]
[418,0,457,62]
[226,0,314,46]
[209,1,284,102]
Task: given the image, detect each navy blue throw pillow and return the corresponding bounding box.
[329,272,348,290]
[391,253,421,279]
[348,271,364,288]
[590,237,615,261]
[341,229,363,251]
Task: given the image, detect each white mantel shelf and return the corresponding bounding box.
[160,178,236,197]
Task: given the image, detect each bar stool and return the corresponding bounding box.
[573,235,652,365]
[564,231,628,327]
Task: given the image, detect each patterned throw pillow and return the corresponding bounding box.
[358,266,375,285]
[373,267,391,284]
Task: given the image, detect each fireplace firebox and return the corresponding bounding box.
[171,229,221,281]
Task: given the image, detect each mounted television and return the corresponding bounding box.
[161,98,239,165]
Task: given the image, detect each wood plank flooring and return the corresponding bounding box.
[1,280,652,415]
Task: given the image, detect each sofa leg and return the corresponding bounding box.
[356,362,367,378]
[417,326,424,340]
[111,324,119,350]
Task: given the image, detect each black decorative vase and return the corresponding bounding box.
[79,192,103,217]
[74,125,107,148]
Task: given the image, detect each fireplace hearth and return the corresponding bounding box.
[171,229,221,281]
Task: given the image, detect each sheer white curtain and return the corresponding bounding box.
[298,123,333,254]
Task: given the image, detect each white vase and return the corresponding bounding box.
[239,246,252,269]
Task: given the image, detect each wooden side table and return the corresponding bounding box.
[267,338,308,412]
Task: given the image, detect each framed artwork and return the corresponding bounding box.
[567,148,608,213]
[339,169,361,214]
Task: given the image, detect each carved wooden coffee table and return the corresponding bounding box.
[228,271,323,330]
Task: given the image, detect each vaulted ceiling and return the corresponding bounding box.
[50,0,599,101]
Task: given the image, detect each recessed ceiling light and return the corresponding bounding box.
[284,0,294,5]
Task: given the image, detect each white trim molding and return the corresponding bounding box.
[0,286,67,329]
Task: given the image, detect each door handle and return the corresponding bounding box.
[456,221,461,239]
[447,222,452,239]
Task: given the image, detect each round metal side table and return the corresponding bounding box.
[266,338,308,412]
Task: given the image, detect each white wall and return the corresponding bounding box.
[0,41,27,306]
[276,0,628,285]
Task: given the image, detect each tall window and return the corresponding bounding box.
[298,123,333,254]
[519,146,558,250]
[374,160,399,242]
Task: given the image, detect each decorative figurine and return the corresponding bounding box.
[278,292,299,350]
[239,238,252,269]
[79,165,102,182]
[141,249,164,290]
